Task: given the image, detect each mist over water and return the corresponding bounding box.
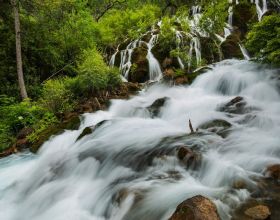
[0,60,280,220]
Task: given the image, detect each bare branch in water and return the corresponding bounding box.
[189,119,194,134]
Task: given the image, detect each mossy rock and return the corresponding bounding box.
[232,2,258,39]
[30,116,81,153]
[221,34,243,59]
[129,47,149,83]
[198,119,231,130]
[76,127,93,141]
[200,37,220,64]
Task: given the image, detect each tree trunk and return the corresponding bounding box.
[11,0,28,99]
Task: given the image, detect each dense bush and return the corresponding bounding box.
[0,97,55,150]
[246,14,280,66]
[40,78,74,115]
[97,4,161,46]
[71,48,121,97]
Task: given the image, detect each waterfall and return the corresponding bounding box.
[1,60,280,220]
[239,44,251,60]
[119,40,139,79]
[109,46,119,67]
[146,34,162,81]
[254,0,268,20]
[228,6,233,28]
[188,36,202,69]
[175,31,185,69]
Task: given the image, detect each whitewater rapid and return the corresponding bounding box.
[0,60,279,220]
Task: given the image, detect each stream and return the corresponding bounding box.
[0,59,280,220]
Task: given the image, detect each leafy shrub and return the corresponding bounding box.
[27,112,58,143]
[97,4,161,46]
[246,14,280,66]
[0,99,53,151]
[71,48,121,97]
[40,78,74,114]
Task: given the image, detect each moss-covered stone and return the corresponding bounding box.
[232,2,258,39]
[129,47,149,83]
[221,34,243,59]
[76,127,93,141]
[30,116,81,153]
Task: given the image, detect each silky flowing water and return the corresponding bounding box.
[0,60,280,220]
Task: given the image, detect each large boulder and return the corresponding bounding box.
[169,195,220,220]
[232,2,258,39]
[129,47,149,83]
[221,34,243,59]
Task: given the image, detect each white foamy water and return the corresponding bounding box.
[0,60,280,220]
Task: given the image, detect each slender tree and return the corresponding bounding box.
[11,0,28,99]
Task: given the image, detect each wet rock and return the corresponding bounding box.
[245,205,271,220]
[0,146,17,158]
[198,119,232,138]
[163,58,173,69]
[177,146,201,168]
[217,96,259,116]
[218,96,248,114]
[265,164,280,182]
[163,68,175,79]
[129,47,149,83]
[232,2,258,39]
[169,195,221,220]
[147,97,170,117]
[76,127,93,141]
[198,119,231,130]
[174,76,189,85]
[16,127,34,139]
[232,179,247,189]
[221,34,243,59]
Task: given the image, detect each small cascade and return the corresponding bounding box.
[188,36,202,69]
[146,34,162,81]
[119,40,139,79]
[228,6,233,28]
[239,43,251,60]
[253,0,268,20]
[109,45,119,67]
[175,31,185,69]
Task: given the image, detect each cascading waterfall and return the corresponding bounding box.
[119,40,139,79]
[109,32,162,81]
[175,31,185,69]
[1,60,279,220]
[109,45,119,67]
[188,36,202,69]
[239,44,251,60]
[146,34,162,81]
[254,0,268,20]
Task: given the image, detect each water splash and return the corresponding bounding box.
[146,34,162,81]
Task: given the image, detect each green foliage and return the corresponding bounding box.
[0,98,54,151]
[70,48,121,96]
[27,112,58,143]
[40,78,74,114]
[246,14,280,66]
[97,4,161,46]
[199,0,229,34]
